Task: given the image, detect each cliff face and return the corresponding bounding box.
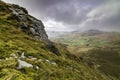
[7,4,49,43]
[0,1,116,80]
[0,2,61,56]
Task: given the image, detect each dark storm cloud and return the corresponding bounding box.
[25,0,107,25]
[82,0,120,31]
[20,0,88,25]
[3,0,120,31]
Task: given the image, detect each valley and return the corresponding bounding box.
[52,30,120,79]
[0,0,120,80]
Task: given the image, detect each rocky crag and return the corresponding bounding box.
[0,1,117,80]
[7,4,49,42]
[5,3,61,56]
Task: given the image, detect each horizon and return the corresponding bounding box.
[2,0,120,32]
[0,1,120,79]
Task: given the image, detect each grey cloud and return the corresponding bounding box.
[4,0,105,24]
[30,0,107,25]
[80,0,120,31]
[3,0,120,32]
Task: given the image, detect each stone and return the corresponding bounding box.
[10,54,17,58]
[36,66,39,70]
[7,3,61,56]
[17,59,33,69]
[20,52,26,58]
[8,5,49,43]
[30,27,36,35]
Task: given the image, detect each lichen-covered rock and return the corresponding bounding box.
[7,4,50,43]
[0,0,61,56]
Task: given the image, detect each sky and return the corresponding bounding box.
[2,0,120,32]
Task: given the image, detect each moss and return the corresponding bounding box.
[0,1,117,80]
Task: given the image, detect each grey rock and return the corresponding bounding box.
[7,3,61,56]
[17,59,33,69]
[20,52,26,58]
[8,4,49,43]
[10,54,17,58]
[30,27,36,35]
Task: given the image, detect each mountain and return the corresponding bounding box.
[81,29,104,36]
[6,2,49,42]
[0,1,118,80]
[52,29,120,79]
[52,30,120,48]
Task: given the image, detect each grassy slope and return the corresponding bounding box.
[0,1,113,80]
[52,31,120,79]
[83,49,120,78]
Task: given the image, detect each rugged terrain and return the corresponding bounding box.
[52,30,120,79]
[0,1,119,80]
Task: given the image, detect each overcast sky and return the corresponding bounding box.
[2,0,120,32]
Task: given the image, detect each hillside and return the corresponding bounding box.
[52,30,120,79]
[52,30,120,53]
[0,1,116,80]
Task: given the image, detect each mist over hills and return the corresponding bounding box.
[48,29,120,38]
[52,29,120,78]
[0,0,120,80]
[2,0,120,32]
[0,1,118,80]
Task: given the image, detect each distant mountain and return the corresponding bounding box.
[52,29,120,48]
[52,29,120,79]
[0,1,114,80]
[81,29,104,36]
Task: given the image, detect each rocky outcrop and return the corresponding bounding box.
[7,4,49,43]
[6,3,61,56]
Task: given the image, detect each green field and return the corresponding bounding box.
[52,30,120,79]
[0,1,117,80]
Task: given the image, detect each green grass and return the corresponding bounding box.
[82,49,120,78]
[52,29,120,79]
[0,1,117,80]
